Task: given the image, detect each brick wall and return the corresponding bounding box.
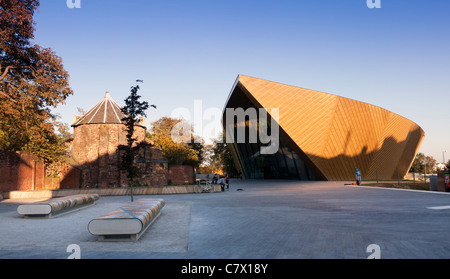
[72,123,152,188]
[44,164,81,190]
[168,165,195,185]
[437,172,450,192]
[71,123,169,188]
[134,144,168,186]
[0,150,81,195]
[0,151,44,193]
[71,124,125,188]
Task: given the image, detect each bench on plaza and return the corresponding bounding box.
[17,194,100,219]
[87,198,165,242]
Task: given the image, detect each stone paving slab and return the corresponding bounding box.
[0,199,191,254]
[1,180,450,259]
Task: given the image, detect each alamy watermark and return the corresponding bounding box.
[65,243,381,259]
[67,1,380,10]
[224,107,279,155]
[67,244,81,259]
[67,1,380,9]
[367,0,381,9]
[67,0,81,9]
[367,244,381,259]
[170,100,280,155]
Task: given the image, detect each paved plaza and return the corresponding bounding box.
[1,180,450,259]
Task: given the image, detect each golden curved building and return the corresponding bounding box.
[223,75,425,181]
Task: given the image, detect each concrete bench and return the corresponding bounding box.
[17,194,100,219]
[88,198,165,242]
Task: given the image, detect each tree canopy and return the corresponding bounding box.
[119,82,150,180]
[148,117,203,167]
[118,82,152,202]
[211,133,239,176]
[0,0,73,164]
[409,153,437,174]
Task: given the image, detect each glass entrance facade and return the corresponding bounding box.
[224,80,317,180]
[230,130,316,180]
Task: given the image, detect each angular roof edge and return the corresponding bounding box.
[224,74,424,135]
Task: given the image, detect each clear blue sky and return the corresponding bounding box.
[33,0,450,162]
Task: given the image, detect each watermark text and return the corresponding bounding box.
[67,0,81,9]
[170,101,280,155]
[367,0,381,9]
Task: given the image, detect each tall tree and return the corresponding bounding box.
[148,116,203,167]
[410,153,426,173]
[119,81,153,202]
[424,155,437,174]
[0,0,73,164]
[212,133,238,176]
[410,153,437,174]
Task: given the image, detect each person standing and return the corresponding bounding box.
[225,173,230,189]
[355,167,362,185]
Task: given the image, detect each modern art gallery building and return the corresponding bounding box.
[222,75,425,181]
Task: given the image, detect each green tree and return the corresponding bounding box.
[212,133,238,177]
[410,153,437,174]
[186,134,205,168]
[410,153,425,173]
[424,155,437,174]
[148,117,203,167]
[119,81,153,202]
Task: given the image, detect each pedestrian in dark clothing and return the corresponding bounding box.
[225,173,230,189]
[355,167,361,186]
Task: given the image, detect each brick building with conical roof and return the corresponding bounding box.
[70,91,168,188]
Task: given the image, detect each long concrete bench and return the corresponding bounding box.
[88,198,165,242]
[17,194,99,219]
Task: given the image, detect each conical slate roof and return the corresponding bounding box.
[72,91,126,127]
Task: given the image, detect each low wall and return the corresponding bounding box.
[44,164,81,190]
[5,185,222,199]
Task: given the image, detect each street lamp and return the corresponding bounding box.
[444,150,447,164]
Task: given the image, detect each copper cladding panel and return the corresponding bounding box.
[228,75,424,180]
